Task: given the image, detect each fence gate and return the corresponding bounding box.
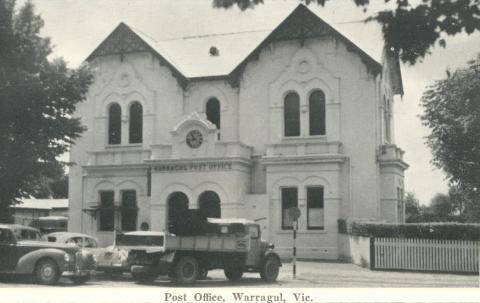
[372,238,480,273]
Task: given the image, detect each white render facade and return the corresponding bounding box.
[69,5,408,259]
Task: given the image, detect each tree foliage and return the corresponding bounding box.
[0,0,92,222]
[213,0,480,64]
[421,54,480,222]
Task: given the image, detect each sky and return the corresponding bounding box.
[20,0,480,205]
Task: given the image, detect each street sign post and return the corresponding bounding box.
[287,207,301,279]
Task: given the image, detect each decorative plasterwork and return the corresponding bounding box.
[172,112,217,134]
[95,61,154,116]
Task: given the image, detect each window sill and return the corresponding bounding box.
[281,136,327,143]
[105,143,143,149]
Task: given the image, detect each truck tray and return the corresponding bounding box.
[165,234,248,253]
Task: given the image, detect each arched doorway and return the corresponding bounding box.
[167,192,189,232]
[198,191,221,219]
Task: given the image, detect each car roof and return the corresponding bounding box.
[123,231,166,236]
[46,232,97,242]
[0,224,40,232]
[38,216,68,221]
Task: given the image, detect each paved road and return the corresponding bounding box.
[0,261,477,288]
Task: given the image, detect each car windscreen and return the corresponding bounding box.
[116,234,164,246]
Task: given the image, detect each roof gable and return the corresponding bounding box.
[86,22,187,87]
[86,4,383,86]
[229,4,382,86]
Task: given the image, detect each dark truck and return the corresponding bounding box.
[0,224,96,285]
[116,218,281,284]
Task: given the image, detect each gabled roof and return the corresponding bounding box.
[86,4,383,86]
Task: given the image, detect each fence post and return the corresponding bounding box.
[370,236,375,270]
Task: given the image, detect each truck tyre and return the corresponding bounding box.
[70,274,90,285]
[198,266,208,280]
[175,256,199,285]
[35,259,60,285]
[224,267,243,281]
[132,271,158,283]
[260,256,280,282]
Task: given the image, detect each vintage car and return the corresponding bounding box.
[0,224,96,285]
[46,232,129,276]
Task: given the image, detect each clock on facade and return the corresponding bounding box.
[186,130,203,149]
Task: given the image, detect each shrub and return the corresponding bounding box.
[337,219,480,241]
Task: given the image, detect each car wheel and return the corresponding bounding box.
[35,259,60,285]
[260,256,280,283]
[70,274,90,285]
[224,266,243,281]
[132,271,158,283]
[175,256,198,285]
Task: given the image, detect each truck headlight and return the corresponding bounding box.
[268,243,275,249]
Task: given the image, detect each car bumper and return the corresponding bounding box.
[62,269,96,277]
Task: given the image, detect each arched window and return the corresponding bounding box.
[121,190,138,231]
[167,192,189,233]
[309,90,326,135]
[206,98,220,130]
[284,92,300,137]
[108,103,121,145]
[198,191,221,219]
[98,191,114,231]
[129,102,143,144]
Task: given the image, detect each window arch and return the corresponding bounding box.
[309,90,326,135]
[129,102,143,144]
[284,92,300,137]
[206,98,221,130]
[108,103,121,145]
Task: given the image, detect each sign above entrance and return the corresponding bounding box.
[154,162,233,172]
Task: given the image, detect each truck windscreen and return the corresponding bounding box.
[116,234,164,246]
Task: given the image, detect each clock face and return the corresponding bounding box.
[186,130,203,149]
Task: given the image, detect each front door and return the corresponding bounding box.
[0,229,17,271]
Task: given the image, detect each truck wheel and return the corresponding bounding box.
[198,266,208,280]
[260,256,280,282]
[35,259,60,285]
[70,275,90,285]
[175,256,198,285]
[132,271,158,283]
[224,267,243,281]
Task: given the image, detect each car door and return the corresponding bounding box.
[0,229,18,271]
[245,225,262,266]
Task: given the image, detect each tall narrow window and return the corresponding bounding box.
[99,191,114,231]
[307,186,324,229]
[129,102,143,144]
[206,98,220,130]
[281,187,298,230]
[121,190,137,231]
[309,90,326,135]
[384,97,391,143]
[284,92,300,137]
[108,103,121,145]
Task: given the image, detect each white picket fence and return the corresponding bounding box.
[373,238,480,273]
